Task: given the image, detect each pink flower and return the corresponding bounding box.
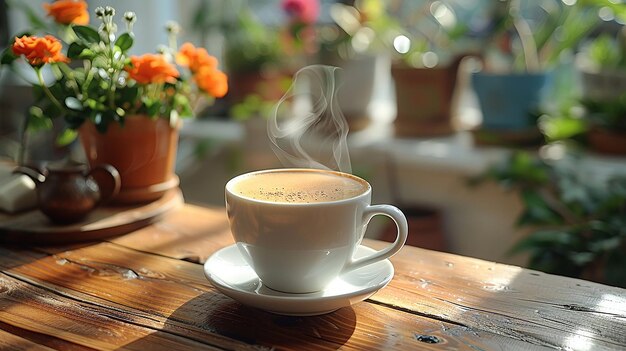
[281,0,319,24]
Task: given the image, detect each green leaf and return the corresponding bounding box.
[511,152,549,184]
[509,229,575,255]
[92,55,109,69]
[587,34,621,68]
[67,42,87,59]
[29,106,43,119]
[147,102,161,116]
[173,93,193,117]
[73,25,100,44]
[50,63,64,80]
[28,107,53,131]
[65,97,83,111]
[85,98,102,110]
[78,48,95,59]
[85,99,96,109]
[117,85,139,109]
[567,252,595,266]
[115,33,134,52]
[231,104,250,121]
[589,236,621,253]
[71,69,86,83]
[0,47,17,65]
[516,190,563,226]
[446,23,468,41]
[41,102,63,120]
[143,98,162,117]
[56,128,78,146]
[539,116,587,142]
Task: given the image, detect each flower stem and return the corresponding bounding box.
[107,42,117,110]
[108,75,117,110]
[35,67,64,112]
[83,61,94,97]
[57,62,81,97]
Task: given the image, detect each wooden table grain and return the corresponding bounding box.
[1,204,624,351]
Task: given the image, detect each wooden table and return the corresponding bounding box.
[1,204,625,351]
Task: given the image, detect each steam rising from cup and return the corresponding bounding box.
[267,65,352,174]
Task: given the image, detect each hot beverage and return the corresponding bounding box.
[225,168,407,293]
[231,169,368,203]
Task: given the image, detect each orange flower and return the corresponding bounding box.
[176,42,218,73]
[194,66,228,98]
[126,54,180,84]
[43,0,89,25]
[12,35,69,66]
[176,43,227,97]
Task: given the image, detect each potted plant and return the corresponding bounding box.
[478,150,626,287]
[470,0,602,145]
[221,7,285,105]
[581,98,626,154]
[577,31,626,154]
[388,1,470,137]
[1,2,228,203]
[538,26,626,154]
[191,0,318,113]
[318,0,398,131]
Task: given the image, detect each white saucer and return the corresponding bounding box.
[203,244,394,316]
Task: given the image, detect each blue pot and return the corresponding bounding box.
[472,72,551,130]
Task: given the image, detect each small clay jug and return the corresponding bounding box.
[15,161,121,224]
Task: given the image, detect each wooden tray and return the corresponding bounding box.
[0,188,183,245]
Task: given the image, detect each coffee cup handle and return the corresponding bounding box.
[342,204,408,273]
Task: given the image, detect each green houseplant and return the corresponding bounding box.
[537,29,626,154]
[1,1,228,203]
[478,151,626,287]
[221,6,285,105]
[578,31,626,154]
[387,0,469,137]
[191,0,319,113]
[320,0,399,131]
[471,0,604,144]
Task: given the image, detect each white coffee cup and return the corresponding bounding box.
[225,168,408,294]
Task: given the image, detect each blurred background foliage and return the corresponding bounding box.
[475,150,626,287]
[2,0,626,287]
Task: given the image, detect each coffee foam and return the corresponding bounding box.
[231,170,368,203]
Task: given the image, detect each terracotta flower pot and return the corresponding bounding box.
[228,70,291,105]
[588,127,626,155]
[79,115,179,204]
[578,68,626,155]
[391,57,465,137]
